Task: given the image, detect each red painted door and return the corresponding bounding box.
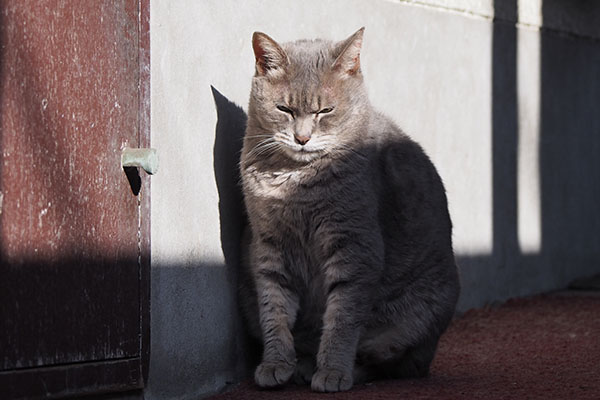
[0,1,150,398]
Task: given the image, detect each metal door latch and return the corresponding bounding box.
[121,148,158,175]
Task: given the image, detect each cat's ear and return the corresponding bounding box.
[252,32,289,77]
[332,27,365,77]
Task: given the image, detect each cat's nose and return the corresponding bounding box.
[294,134,311,145]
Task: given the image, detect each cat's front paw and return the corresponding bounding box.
[254,360,295,388]
[311,367,353,392]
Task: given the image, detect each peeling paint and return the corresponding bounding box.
[37,202,51,228]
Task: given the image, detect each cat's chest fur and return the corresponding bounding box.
[242,154,378,269]
[243,156,372,224]
[243,162,333,240]
[243,165,314,201]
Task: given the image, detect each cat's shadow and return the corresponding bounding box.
[211,86,262,371]
[211,85,247,270]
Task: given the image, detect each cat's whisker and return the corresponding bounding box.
[246,138,276,159]
[247,140,282,159]
[246,142,268,158]
[254,143,281,158]
[329,142,368,160]
[245,134,275,139]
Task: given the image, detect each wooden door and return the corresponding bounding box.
[0,1,150,398]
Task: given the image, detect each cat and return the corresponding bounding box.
[238,27,460,393]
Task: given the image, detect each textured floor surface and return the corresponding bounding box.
[209,292,600,400]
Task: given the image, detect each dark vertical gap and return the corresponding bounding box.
[491,1,519,270]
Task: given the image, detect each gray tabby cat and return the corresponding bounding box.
[238,28,460,392]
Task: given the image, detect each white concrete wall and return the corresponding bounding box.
[147,1,600,398]
[150,0,495,274]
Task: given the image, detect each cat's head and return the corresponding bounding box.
[245,28,370,163]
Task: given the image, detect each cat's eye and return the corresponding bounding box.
[276,105,294,116]
[318,107,334,114]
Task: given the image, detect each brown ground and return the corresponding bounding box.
[209,292,600,400]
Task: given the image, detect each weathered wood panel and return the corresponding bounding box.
[0,0,150,397]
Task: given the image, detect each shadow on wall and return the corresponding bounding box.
[149,86,251,394]
[148,261,247,399]
[210,86,262,372]
[146,88,253,400]
[149,86,252,396]
[459,0,600,308]
[455,0,521,307]
[211,86,248,271]
[539,0,600,272]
